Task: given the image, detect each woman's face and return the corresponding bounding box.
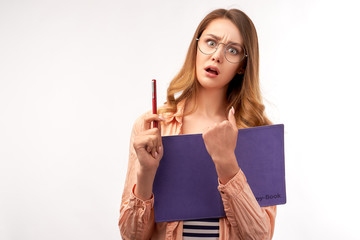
[196,18,244,91]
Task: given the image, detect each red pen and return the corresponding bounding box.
[152,79,158,128]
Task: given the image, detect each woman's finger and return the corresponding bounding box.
[151,146,157,158]
[144,114,165,130]
[148,134,158,158]
[143,124,163,154]
[227,106,237,130]
[156,127,162,152]
[145,138,154,152]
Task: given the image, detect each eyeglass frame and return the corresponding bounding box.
[196,37,248,64]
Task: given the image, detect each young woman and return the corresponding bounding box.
[119,8,276,240]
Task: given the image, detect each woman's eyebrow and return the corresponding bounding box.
[205,33,242,46]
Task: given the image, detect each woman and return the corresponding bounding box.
[119,8,276,240]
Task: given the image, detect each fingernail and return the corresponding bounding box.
[159,115,165,121]
[159,146,162,152]
[154,151,158,158]
[231,106,235,115]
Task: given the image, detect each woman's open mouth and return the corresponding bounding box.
[204,66,220,77]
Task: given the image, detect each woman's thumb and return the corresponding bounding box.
[227,106,237,129]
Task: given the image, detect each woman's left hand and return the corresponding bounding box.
[202,107,240,184]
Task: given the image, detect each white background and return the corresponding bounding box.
[1,0,360,239]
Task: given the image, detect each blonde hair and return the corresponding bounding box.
[159,8,272,128]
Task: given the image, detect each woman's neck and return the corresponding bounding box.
[185,85,228,119]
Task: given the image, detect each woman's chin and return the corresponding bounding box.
[197,78,227,91]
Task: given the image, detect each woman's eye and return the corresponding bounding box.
[228,47,239,55]
[207,40,217,47]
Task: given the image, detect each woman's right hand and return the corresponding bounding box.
[133,114,165,173]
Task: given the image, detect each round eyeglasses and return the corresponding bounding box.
[196,36,248,63]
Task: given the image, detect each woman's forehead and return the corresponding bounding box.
[203,18,243,44]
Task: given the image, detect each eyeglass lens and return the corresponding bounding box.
[198,36,245,63]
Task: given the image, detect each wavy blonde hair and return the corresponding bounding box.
[159,8,272,128]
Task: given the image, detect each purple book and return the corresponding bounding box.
[153,124,286,223]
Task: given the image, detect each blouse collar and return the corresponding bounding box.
[163,98,187,124]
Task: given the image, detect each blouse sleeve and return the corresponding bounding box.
[218,169,277,240]
[118,113,155,240]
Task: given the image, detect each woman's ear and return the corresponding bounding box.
[237,68,245,75]
[237,62,246,75]
[237,58,247,75]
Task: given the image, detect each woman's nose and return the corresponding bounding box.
[211,45,225,63]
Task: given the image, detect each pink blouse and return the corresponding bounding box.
[118,99,277,239]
